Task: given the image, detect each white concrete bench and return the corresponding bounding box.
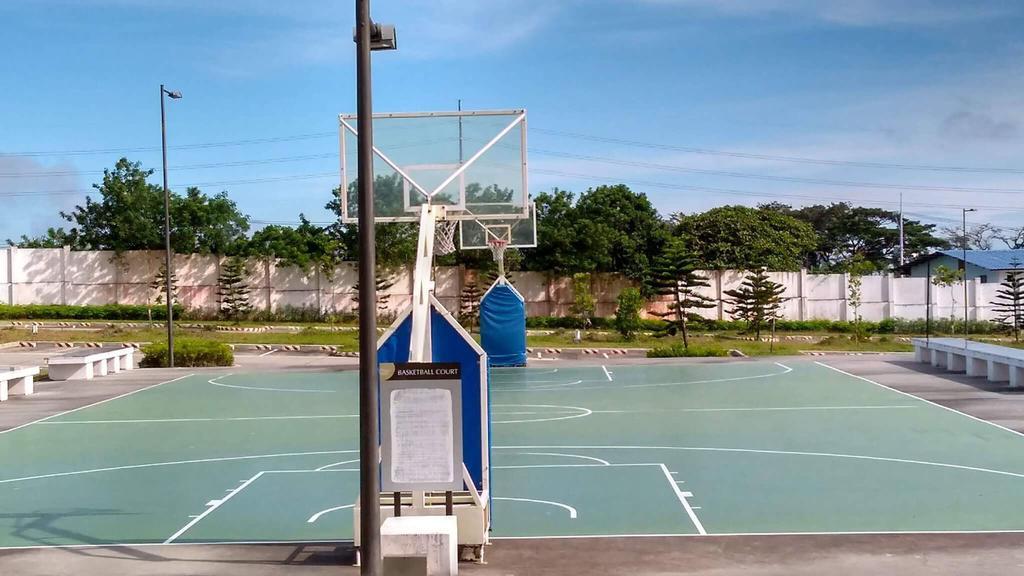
[381,515,458,576]
[0,366,40,402]
[48,347,135,381]
[912,338,1024,388]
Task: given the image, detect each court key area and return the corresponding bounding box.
[2,358,1024,550]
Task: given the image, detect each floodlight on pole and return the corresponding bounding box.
[354,2,396,574]
[160,84,181,368]
[962,208,977,338]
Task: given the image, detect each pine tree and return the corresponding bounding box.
[460,276,483,331]
[991,259,1024,342]
[353,270,397,322]
[149,264,179,306]
[725,268,786,340]
[649,240,715,349]
[217,256,252,322]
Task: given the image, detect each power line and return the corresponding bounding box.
[2,132,337,158]
[530,148,1024,196]
[534,128,1024,175]
[532,168,1024,213]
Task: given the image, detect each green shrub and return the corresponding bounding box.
[614,288,644,341]
[647,343,729,358]
[140,338,234,368]
[0,304,184,321]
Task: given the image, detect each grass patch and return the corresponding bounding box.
[139,338,234,368]
[647,343,729,358]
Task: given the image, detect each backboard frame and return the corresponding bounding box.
[338,109,529,224]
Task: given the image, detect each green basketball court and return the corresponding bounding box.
[2,359,1024,550]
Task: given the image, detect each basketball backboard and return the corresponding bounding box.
[339,109,530,227]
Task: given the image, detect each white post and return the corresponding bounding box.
[798,268,808,321]
[409,205,441,362]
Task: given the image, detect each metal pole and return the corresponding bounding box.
[926,260,931,343]
[355,1,381,573]
[962,208,969,337]
[458,99,464,164]
[898,193,905,267]
[160,85,175,368]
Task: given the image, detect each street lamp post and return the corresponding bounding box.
[160,85,182,368]
[962,208,976,337]
[353,5,396,575]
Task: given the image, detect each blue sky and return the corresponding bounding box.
[2,0,1023,241]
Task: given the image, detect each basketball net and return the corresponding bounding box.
[434,220,458,255]
[489,238,509,277]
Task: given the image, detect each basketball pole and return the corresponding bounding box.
[355,0,381,573]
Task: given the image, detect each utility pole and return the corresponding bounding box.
[898,192,905,267]
[962,207,976,337]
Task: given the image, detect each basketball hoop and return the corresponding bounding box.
[434,220,458,255]
[488,238,509,277]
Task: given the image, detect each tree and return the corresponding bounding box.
[673,205,817,271]
[942,223,998,251]
[245,215,341,274]
[761,202,947,271]
[353,270,397,322]
[845,256,876,340]
[994,227,1024,250]
[725,268,786,339]
[522,185,669,287]
[7,227,76,248]
[149,264,179,306]
[171,187,250,255]
[328,179,418,267]
[649,239,715,348]
[991,259,1024,342]
[460,277,483,331]
[58,158,250,254]
[217,256,252,322]
[931,264,964,327]
[568,272,596,328]
[614,287,644,341]
[573,185,670,286]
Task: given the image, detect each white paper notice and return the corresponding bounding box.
[389,388,455,484]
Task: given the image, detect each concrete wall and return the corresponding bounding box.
[0,246,1009,322]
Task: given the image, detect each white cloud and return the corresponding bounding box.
[639,0,1013,26]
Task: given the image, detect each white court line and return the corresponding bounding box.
[814,361,1024,441]
[774,362,791,370]
[315,459,360,471]
[496,363,794,393]
[492,404,593,424]
[307,504,355,523]
[591,405,919,414]
[601,365,613,382]
[659,464,706,535]
[0,373,194,435]
[258,349,278,357]
[208,375,334,394]
[494,445,1024,480]
[491,528,1024,541]
[491,368,558,376]
[499,380,584,391]
[518,452,611,466]
[39,414,359,425]
[493,497,577,519]
[0,449,358,485]
[164,472,265,544]
[659,461,708,532]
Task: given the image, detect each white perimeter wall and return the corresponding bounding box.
[0,247,1006,321]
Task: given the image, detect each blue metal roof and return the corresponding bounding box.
[938,249,1024,270]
